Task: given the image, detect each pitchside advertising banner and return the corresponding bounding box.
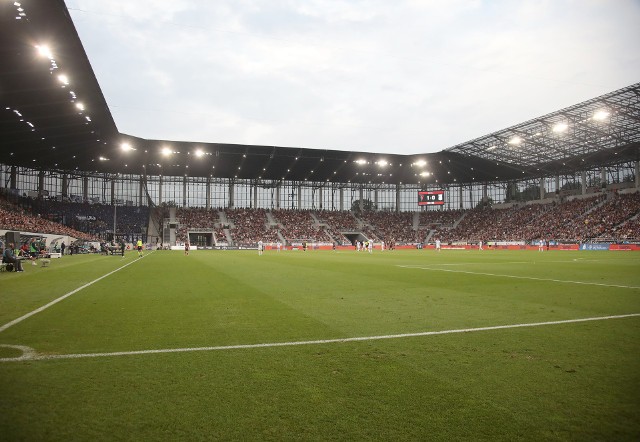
[580,243,611,251]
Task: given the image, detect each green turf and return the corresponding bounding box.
[1,249,639,440]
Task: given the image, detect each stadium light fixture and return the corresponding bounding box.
[593,110,610,121]
[377,160,388,167]
[194,149,205,158]
[161,147,173,156]
[75,102,85,111]
[552,122,568,133]
[35,44,53,59]
[412,160,427,167]
[355,159,367,165]
[420,171,430,177]
[121,142,134,152]
[58,74,69,85]
[508,136,522,145]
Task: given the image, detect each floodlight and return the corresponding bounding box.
[36,44,53,59]
[377,160,388,167]
[58,74,69,85]
[593,110,609,121]
[552,122,568,133]
[194,149,205,157]
[121,142,134,152]
[508,136,522,145]
[355,159,367,165]
[413,160,427,167]
[75,102,85,111]
[420,171,430,177]
[161,147,173,156]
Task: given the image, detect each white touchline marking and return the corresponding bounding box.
[416,261,530,266]
[0,253,151,334]
[397,265,640,289]
[1,313,638,362]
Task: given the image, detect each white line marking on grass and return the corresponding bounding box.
[0,344,37,361]
[0,254,151,334]
[419,261,530,266]
[397,265,640,289]
[1,313,638,362]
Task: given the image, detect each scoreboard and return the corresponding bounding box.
[418,190,445,206]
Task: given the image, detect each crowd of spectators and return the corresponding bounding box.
[225,208,277,245]
[525,195,605,242]
[316,210,358,230]
[435,197,607,243]
[221,193,640,245]
[0,197,100,241]
[314,210,357,244]
[5,190,639,247]
[437,204,550,243]
[419,209,464,228]
[359,211,416,243]
[578,193,640,241]
[176,207,220,229]
[271,209,327,242]
[614,217,640,241]
[30,198,148,242]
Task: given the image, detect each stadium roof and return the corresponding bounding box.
[1,0,639,187]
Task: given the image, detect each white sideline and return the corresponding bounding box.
[0,253,150,333]
[1,313,638,362]
[397,265,640,289]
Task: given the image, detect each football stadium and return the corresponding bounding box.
[1,1,639,440]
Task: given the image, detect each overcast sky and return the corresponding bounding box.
[65,0,640,155]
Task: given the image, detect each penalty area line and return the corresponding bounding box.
[2,313,639,362]
[0,253,152,334]
[397,265,640,289]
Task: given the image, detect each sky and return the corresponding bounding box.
[65,0,640,155]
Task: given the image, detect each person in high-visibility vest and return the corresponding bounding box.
[136,239,143,257]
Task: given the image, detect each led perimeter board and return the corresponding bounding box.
[418,190,445,206]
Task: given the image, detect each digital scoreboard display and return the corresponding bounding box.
[418,190,445,206]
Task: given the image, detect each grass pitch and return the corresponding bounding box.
[1,249,639,441]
